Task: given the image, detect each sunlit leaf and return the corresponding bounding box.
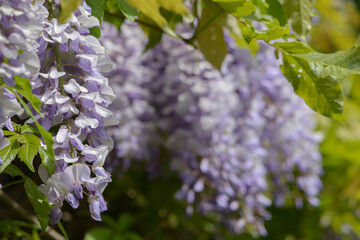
[214,0,255,18]
[280,54,344,119]
[125,0,192,37]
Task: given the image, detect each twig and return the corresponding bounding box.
[0,190,65,240]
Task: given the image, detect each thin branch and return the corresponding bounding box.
[0,190,65,240]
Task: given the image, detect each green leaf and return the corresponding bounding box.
[215,0,255,18]
[89,27,101,38]
[116,0,138,23]
[2,130,17,136]
[21,124,40,134]
[57,222,69,240]
[86,0,105,22]
[38,147,55,176]
[24,178,50,232]
[265,0,287,26]
[3,164,25,178]
[241,24,289,43]
[59,0,83,23]
[274,41,314,54]
[7,90,55,161]
[18,133,41,172]
[0,136,20,174]
[283,0,314,37]
[124,0,192,38]
[35,122,55,161]
[292,47,360,78]
[13,76,42,116]
[280,54,344,119]
[198,1,227,69]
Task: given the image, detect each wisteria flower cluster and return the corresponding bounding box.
[101,22,323,236]
[0,0,45,151]
[0,0,117,225]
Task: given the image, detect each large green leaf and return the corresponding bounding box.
[280,54,343,119]
[0,135,20,174]
[24,178,50,231]
[13,76,42,116]
[59,0,83,23]
[18,133,41,172]
[198,1,227,69]
[283,0,314,37]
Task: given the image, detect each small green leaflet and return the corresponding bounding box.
[283,0,314,38]
[214,0,255,18]
[124,0,192,38]
[24,178,50,231]
[116,0,138,23]
[10,90,55,161]
[21,124,40,134]
[0,80,55,161]
[274,41,314,54]
[0,136,20,174]
[86,0,105,22]
[18,133,41,172]
[265,0,287,26]
[86,0,105,37]
[198,0,227,69]
[3,164,25,178]
[59,0,82,23]
[38,147,55,176]
[241,24,289,43]
[13,76,42,116]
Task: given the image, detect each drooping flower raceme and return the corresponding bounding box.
[101,22,158,169]
[27,2,117,224]
[223,37,323,208]
[0,0,46,150]
[102,22,323,236]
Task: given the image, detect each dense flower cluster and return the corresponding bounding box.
[33,2,116,224]
[102,22,323,236]
[0,0,45,150]
[0,0,116,224]
[101,23,158,168]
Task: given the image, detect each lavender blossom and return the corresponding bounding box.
[103,22,323,237]
[34,2,117,224]
[101,22,159,169]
